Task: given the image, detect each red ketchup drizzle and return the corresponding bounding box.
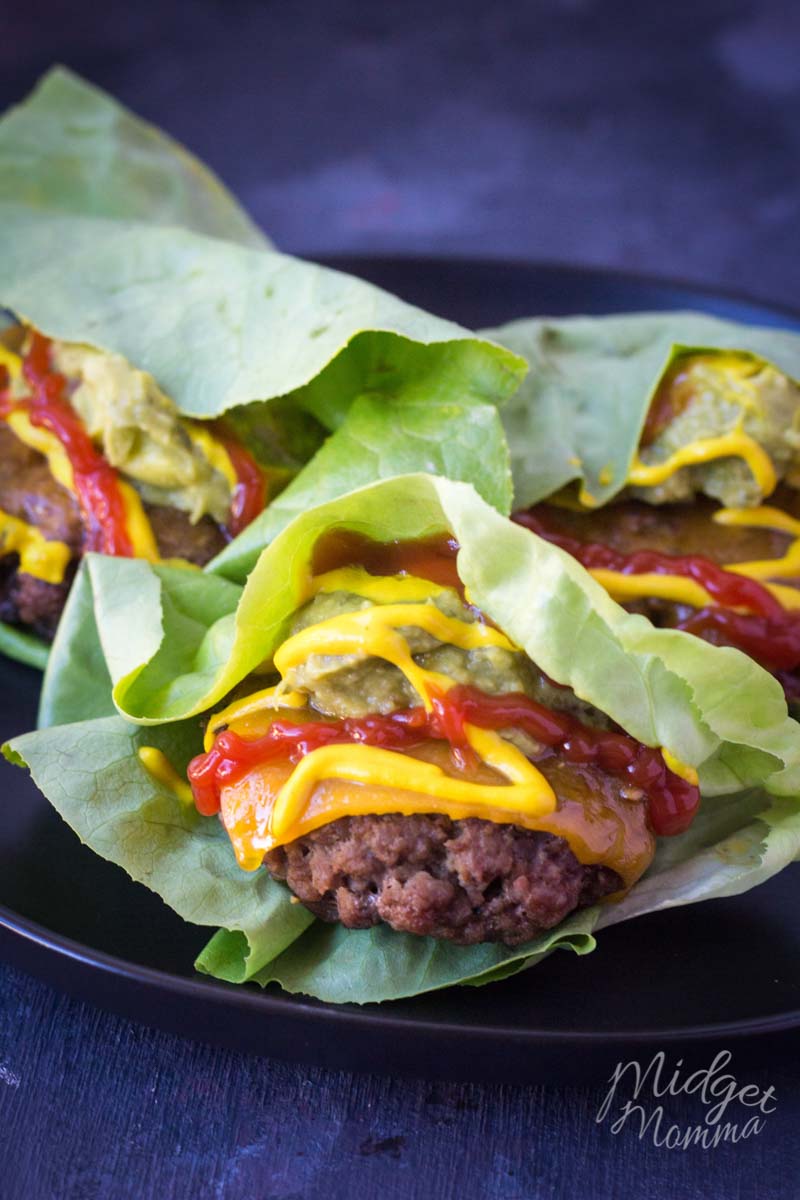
[216,431,266,536]
[514,508,800,681]
[188,684,699,838]
[675,608,800,671]
[7,333,135,556]
[513,509,782,617]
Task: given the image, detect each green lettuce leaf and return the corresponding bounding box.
[0,69,524,658]
[40,475,800,793]
[203,909,599,1000]
[0,211,525,423]
[0,67,268,248]
[14,474,800,1002]
[9,708,797,1003]
[5,715,314,978]
[208,386,513,581]
[0,622,49,671]
[484,311,800,508]
[0,206,522,588]
[195,789,800,1003]
[38,558,133,728]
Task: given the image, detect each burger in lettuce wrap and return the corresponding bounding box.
[0,70,524,666]
[491,312,800,702]
[8,476,800,1003]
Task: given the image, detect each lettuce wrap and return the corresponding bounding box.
[9,475,800,1003]
[0,71,525,666]
[0,67,269,248]
[484,311,800,509]
[0,65,265,665]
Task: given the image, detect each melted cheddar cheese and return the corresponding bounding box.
[176,568,668,888]
[214,578,556,867]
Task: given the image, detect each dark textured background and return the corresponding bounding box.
[3,0,799,306]
[2,2,800,1197]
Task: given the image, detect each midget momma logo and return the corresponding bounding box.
[595,1051,776,1150]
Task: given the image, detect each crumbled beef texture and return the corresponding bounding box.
[264,814,620,946]
[526,490,799,568]
[145,504,228,566]
[0,423,228,638]
[0,423,83,550]
[0,557,76,640]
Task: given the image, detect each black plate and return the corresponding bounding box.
[2,258,800,1086]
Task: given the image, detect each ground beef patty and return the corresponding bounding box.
[264,814,621,945]
[528,490,800,567]
[0,423,228,638]
[145,504,227,567]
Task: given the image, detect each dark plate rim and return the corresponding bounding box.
[3,254,800,1055]
[319,250,800,323]
[4,902,800,1045]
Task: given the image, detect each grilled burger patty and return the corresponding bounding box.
[265,814,620,945]
[532,491,798,565]
[519,494,800,692]
[262,749,648,945]
[0,423,227,638]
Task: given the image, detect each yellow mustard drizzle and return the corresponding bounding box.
[184,423,238,490]
[273,601,515,714]
[628,430,777,496]
[118,481,161,562]
[267,734,553,845]
[210,569,558,868]
[589,564,800,612]
[137,747,195,807]
[712,505,800,585]
[661,749,699,787]
[0,507,70,583]
[0,344,22,382]
[589,569,714,611]
[589,504,800,612]
[6,409,74,491]
[1,342,162,562]
[308,567,447,605]
[714,505,800,538]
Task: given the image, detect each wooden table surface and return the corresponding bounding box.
[1,962,798,1199]
[3,3,800,1196]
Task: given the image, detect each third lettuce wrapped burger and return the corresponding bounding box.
[490,311,800,702]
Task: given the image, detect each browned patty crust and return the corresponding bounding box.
[533,490,799,567]
[264,814,621,945]
[0,424,228,638]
